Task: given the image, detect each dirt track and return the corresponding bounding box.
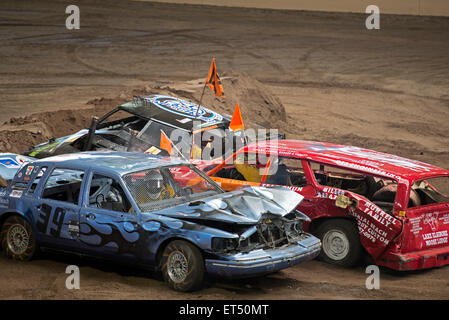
[1,0,449,299]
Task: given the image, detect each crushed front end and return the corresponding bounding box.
[205,211,321,278]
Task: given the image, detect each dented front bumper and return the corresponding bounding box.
[205,234,321,278]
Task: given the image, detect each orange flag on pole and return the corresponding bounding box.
[206,58,225,98]
[229,104,244,132]
[160,130,173,155]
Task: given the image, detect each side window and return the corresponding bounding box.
[28,167,47,194]
[410,177,449,207]
[42,168,84,205]
[265,157,307,187]
[308,161,398,213]
[138,120,176,148]
[89,174,131,213]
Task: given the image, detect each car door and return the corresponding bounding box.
[260,157,320,220]
[78,171,140,261]
[31,166,85,251]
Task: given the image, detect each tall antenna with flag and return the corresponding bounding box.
[191,58,226,159]
[194,58,225,121]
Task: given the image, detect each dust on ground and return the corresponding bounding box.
[0,0,449,299]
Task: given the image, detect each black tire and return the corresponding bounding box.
[160,240,205,292]
[1,215,37,261]
[315,219,362,267]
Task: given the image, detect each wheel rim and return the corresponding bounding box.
[167,251,188,283]
[322,229,350,261]
[7,224,29,255]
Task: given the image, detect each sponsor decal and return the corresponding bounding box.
[352,210,390,245]
[362,202,399,228]
[318,187,345,200]
[145,95,223,123]
[423,212,439,231]
[0,158,20,168]
[26,166,34,175]
[409,217,423,235]
[9,190,23,198]
[422,231,448,247]
[334,160,402,180]
[307,145,433,173]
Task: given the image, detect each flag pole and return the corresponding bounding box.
[194,57,215,121]
[192,58,214,159]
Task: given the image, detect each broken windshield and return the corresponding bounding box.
[123,165,222,212]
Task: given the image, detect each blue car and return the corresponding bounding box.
[0,152,320,291]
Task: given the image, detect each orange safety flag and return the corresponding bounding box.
[206,58,225,98]
[160,130,173,155]
[229,103,244,132]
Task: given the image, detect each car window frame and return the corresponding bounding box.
[407,174,449,211]
[38,166,86,207]
[84,170,135,216]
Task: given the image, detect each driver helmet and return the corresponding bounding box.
[144,170,164,200]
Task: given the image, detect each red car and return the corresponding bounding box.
[193,140,449,271]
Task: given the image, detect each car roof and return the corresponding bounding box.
[31,151,187,176]
[118,94,230,131]
[243,140,449,182]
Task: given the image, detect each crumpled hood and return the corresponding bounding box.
[152,186,304,224]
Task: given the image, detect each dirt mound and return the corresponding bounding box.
[0,73,286,154]
[162,71,287,129]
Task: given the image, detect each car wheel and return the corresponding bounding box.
[161,240,205,292]
[315,219,362,267]
[1,216,37,261]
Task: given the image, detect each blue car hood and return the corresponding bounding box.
[151,186,304,225]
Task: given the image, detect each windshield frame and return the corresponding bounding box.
[122,163,224,213]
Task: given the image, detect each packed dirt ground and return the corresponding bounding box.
[0,0,449,299]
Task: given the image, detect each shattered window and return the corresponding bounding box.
[123,165,221,212]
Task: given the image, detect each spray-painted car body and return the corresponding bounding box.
[23,95,233,159]
[194,140,449,271]
[0,151,320,283]
[0,154,33,182]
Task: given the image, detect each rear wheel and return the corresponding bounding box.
[1,216,37,261]
[315,219,362,267]
[161,240,205,292]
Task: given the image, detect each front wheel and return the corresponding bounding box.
[1,216,37,261]
[160,240,205,292]
[315,219,362,267]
